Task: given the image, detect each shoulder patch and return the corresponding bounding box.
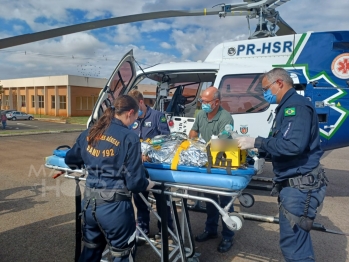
[284,107,296,117]
[160,116,167,123]
[132,122,139,129]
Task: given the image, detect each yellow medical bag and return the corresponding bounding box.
[206,139,247,173]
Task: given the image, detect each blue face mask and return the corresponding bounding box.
[128,122,135,129]
[138,109,143,117]
[202,103,213,113]
[263,89,277,104]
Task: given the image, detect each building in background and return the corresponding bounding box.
[0,75,165,117]
[0,75,107,117]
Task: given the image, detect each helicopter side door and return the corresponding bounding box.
[215,73,277,138]
[88,50,136,127]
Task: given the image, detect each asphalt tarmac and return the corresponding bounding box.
[0,133,348,262]
[1,119,85,133]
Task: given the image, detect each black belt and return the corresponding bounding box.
[279,166,328,190]
[84,187,131,203]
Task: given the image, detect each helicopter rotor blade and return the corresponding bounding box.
[0,9,223,49]
[0,0,294,49]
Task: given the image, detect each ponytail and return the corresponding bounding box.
[88,95,139,145]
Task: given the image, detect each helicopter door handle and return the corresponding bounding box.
[324,125,335,129]
[325,103,335,107]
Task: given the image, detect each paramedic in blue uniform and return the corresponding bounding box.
[237,68,327,262]
[189,86,235,253]
[65,95,155,262]
[128,89,174,238]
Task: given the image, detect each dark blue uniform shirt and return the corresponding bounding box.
[65,118,149,193]
[255,88,323,182]
[131,106,170,140]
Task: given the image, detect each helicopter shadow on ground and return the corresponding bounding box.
[0,213,76,262]
[0,185,48,216]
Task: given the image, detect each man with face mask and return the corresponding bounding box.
[128,89,173,243]
[189,86,235,253]
[237,68,327,262]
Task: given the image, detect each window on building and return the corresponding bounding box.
[88,97,93,110]
[218,74,269,114]
[76,97,81,110]
[31,95,35,107]
[4,95,9,106]
[81,97,87,110]
[51,95,55,109]
[21,95,26,107]
[76,96,96,110]
[59,96,66,109]
[38,95,44,108]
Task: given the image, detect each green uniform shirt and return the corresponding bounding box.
[191,106,234,142]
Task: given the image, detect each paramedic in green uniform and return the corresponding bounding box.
[189,86,235,253]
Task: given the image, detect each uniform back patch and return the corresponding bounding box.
[160,116,167,123]
[284,107,296,116]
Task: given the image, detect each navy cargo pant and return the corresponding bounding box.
[133,185,173,234]
[278,185,326,261]
[79,199,136,262]
[204,193,235,240]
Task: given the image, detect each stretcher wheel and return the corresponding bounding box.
[239,193,255,208]
[226,212,244,231]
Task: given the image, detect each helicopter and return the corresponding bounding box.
[0,0,349,152]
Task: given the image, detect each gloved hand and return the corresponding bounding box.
[146,179,155,191]
[237,136,256,150]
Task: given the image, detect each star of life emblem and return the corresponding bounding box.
[331,53,349,79]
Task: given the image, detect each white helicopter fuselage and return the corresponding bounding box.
[91,30,349,151]
[129,34,306,139]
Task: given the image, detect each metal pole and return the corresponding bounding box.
[74,178,82,262]
[160,183,169,262]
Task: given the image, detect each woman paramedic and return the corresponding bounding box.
[65,95,155,262]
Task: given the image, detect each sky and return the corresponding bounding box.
[0,0,348,80]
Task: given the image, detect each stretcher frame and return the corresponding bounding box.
[45,164,253,262]
[45,163,348,262]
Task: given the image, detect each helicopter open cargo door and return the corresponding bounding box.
[88,50,136,127]
[216,73,277,138]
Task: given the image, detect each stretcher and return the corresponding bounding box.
[45,150,255,262]
[45,152,348,262]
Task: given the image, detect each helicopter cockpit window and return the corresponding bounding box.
[106,61,133,106]
[333,42,349,50]
[218,74,269,114]
[169,82,200,104]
